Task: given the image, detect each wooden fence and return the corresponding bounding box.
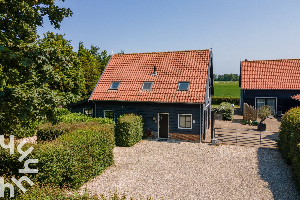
[243,103,258,122]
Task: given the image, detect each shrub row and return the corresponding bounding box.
[277,107,300,191]
[32,123,115,189]
[212,102,234,121]
[212,96,240,105]
[115,113,144,147]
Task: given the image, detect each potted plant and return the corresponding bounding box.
[258,105,273,131]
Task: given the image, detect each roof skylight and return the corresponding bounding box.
[177,82,189,91]
[141,82,153,90]
[109,82,120,90]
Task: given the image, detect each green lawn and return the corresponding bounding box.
[213,81,240,98]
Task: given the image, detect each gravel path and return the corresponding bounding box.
[79,140,299,199]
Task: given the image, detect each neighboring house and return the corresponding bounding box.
[240,59,300,114]
[70,49,214,142]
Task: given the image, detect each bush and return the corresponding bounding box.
[212,102,234,121]
[115,113,144,147]
[278,107,300,192]
[58,112,114,124]
[212,97,239,105]
[32,122,115,189]
[258,105,273,123]
[37,123,71,141]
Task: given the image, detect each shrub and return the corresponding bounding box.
[212,97,239,105]
[37,123,71,141]
[115,113,144,147]
[258,105,273,123]
[212,102,234,121]
[278,107,300,191]
[31,122,115,189]
[58,112,114,124]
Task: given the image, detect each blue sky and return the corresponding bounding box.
[37,0,300,74]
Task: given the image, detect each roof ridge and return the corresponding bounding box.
[243,58,300,62]
[114,49,210,56]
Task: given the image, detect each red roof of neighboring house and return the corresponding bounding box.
[89,50,211,103]
[241,59,300,89]
[291,94,300,101]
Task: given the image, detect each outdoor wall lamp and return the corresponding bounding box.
[153,116,156,121]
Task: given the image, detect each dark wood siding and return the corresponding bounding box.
[242,89,300,113]
[94,101,202,135]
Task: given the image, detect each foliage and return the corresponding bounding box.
[37,122,72,141]
[115,114,144,147]
[258,105,273,123]
[212,97,240,105]
[30,123,115,189]
[212,102,234,121]
[213,74,239,81]
[58,112,115,124]
[277,107,300,192]
[78,42,111,99]
[0,1,85,136]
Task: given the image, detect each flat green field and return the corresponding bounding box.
[214,81,240,97]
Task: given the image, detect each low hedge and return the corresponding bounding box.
[58,112,114,124]
[32,123,115,188]
[212,96,240,105]
[115,113,144,147]
[277,107,300,192]
[212,102,234,121]
[1,122,115,198]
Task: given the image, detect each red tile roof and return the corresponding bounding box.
[291,94,300,101]
[241,59,300,89]
[89,50,211,103]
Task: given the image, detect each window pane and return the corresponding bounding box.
[256,98,265,110]
[142,82,153,90]
[178,82,189,90]
[105,111,114,120]
[179,115,185,127]
[185,121,191,128]
[84,109,93,117]
[266,98,276,115]
[110,82,120,90]
[185,115,191,123]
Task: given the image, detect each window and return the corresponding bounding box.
[83,108,93,117]
[178,114,192,129]
[177,82,189,91]
[141,82,153,90]
[109,82,120,90]
[256,98,276,115]
[104,110,114,120]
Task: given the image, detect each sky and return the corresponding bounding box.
[37,0,300,75]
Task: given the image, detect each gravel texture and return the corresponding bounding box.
[78,140,299,199]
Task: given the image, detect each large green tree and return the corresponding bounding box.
[0,1,84,136]
[78,42,111,99]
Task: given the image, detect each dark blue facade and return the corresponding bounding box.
[93,101,202,136]
[241,89,300,113]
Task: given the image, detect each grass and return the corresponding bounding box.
[214,81,240,98]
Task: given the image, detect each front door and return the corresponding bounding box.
[159,113,169,138]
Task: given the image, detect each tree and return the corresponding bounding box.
[78,42,111,99]
[0,1,82,136]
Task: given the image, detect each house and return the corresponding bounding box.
[240,59,300,114]
[70,49,214,142]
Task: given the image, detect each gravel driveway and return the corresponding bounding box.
[79,140,299,199]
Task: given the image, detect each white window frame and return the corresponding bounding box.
[178,114,192,129]
[104,110,115,121]
[254,97,277,115]
[83,108,93,117]
[141,81,153,91]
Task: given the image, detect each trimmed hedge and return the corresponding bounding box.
[58,112,114,124]
[278,107,300,192]
[212,102,234,121]
[115,113,144,147]
[1,122,115,197]
[212,96,240,105]
[32,123,115,188]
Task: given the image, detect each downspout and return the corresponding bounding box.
[200,104,202,143]
[92,101,96,118]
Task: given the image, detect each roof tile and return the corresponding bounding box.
[90,50,210,103]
